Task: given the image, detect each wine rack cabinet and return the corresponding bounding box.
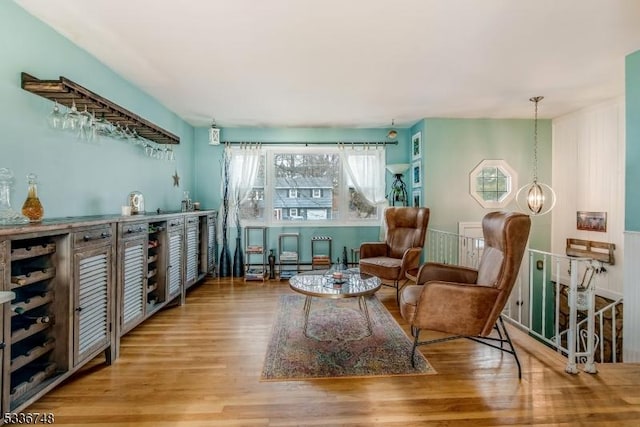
[7,234,70,411]
[0,209,216,415]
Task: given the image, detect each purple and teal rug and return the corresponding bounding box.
[261,294,436,380]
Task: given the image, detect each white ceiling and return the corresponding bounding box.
[15,0,640,128]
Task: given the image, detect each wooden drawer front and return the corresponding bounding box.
[167,217,183,230]
[120,222,148,239]
[74,226,113,249]
[185,216,199,226]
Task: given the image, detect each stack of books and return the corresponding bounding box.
[312,254,331,270]
[279,251,298,261]
[245,268,265,281]
[246,245,263,254]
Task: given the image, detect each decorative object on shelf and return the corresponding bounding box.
[386,163,410,206]
[387,119,398,139]
[181,191,193,212]
[516,96,556,215]
[172,170,180,187]
[219,147,232,277]
[21,173,44,223]
[21,72,177,161]
[128,191,145,215]
[268,250,276,279]
[0,168,29,225]
[208,118,220,145]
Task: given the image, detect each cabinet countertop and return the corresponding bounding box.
[0,210,217,237]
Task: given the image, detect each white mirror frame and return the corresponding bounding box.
[469,159,518,208]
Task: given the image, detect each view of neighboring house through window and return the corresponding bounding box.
[236,146,384,225]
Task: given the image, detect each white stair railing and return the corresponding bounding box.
[426,228,623,374]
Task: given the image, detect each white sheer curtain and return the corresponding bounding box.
[226,143,262,236]
[341,144,388,237]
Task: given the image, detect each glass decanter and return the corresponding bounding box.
[0,168,28,225]
[21,173,44,223]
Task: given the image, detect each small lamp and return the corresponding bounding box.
[208,118,220,145]
[386,163,410,206]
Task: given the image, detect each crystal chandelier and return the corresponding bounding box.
[516,96,556,215]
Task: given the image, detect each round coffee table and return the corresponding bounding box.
[289,269,381,339]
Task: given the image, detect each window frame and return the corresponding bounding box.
[238,145,383,227]
[469,159,518,208]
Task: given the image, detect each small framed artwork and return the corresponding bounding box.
[412,189,421,207]
[412,131,422,160]
[577,211,607,232]
[412,160,422,187]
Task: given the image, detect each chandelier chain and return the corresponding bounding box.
[530,96,543,182]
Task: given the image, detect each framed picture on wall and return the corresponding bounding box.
[412,189,421,207]
[577,211,607,232]
[412,160,422,187]
[412,131,422,160]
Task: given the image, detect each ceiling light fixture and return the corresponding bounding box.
[387,119,398,139]
[516,96,556,215]
[208,118,220,145]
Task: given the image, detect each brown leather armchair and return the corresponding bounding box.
[359,207,430,302]
[399,211,531,378]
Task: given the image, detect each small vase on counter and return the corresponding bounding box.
[21,173,44,223]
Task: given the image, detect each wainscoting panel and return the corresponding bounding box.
[623,231,640,362]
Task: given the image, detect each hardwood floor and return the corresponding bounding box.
[28,278,640,426]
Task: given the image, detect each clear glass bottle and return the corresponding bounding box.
[21,173,44,223]
[0,168,28,225]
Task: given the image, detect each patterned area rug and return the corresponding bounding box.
[261,294,436,380]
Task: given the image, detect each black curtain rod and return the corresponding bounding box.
[221,140,398,146]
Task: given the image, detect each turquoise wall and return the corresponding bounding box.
[0,1,195,218]
[423,118,552,251]
[626,50,640,231]
[192,126,412,261]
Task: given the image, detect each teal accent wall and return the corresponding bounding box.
[192,126,411,261]
[422,118,552,251]
[626,50,640,231]
[0,1,195,218]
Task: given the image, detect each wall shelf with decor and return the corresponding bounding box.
[21,72,180,145]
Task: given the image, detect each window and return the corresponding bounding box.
[469,159,517,208]
[237,146,384,226]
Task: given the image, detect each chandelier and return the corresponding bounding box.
[516,96,556,215]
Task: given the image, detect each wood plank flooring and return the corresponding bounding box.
[27,278,640,426]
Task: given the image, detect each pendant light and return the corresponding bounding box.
[516,96,556,215]
[387,119,398,139]
[208,118,220,145]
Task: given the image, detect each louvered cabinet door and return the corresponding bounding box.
[73,246,112,366]
[185,222,198,286]
[120,239,146,334]
[207,214,217,275]
[167,231,183,299]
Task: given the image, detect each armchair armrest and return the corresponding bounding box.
[399,247,423,279]
[415,262,478,285]
[412,281,500,336]
[360,242,387,259]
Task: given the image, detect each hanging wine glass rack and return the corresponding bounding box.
[21,72,180,145]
